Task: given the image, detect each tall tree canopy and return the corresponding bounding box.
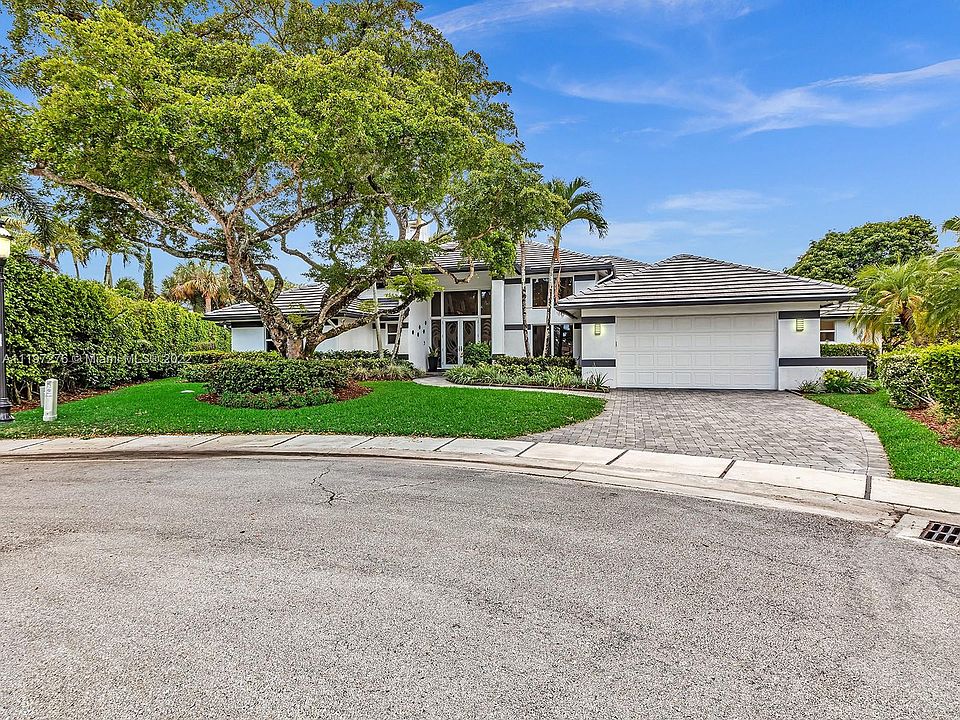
[9,0,539,356]
[786,215,940,286]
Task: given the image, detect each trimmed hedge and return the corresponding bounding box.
[463,342,492,367]
[205,359,348,395]
[445,363,607,391]
[920,343,960,417]
[4,251,228,403]
[822,342,880,376]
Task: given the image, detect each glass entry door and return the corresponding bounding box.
[443,319,478,367]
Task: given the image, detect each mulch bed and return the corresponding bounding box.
[906,408,960,450]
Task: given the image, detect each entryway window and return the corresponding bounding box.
[430,289,493,366]
[820,319,836,342]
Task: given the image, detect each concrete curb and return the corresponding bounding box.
[4,433,960,519]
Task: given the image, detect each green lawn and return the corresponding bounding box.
[810,390,960,486]
[0,378,605,440]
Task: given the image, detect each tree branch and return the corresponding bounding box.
[30,165,210,243]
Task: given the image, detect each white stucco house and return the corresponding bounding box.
[819,301,873,345]
[205,242,868,390]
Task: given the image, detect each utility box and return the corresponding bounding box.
[42,378,58,422]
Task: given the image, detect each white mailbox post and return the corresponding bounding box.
[42,378,58,422]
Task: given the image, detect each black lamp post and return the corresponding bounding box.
[0,222,13,423]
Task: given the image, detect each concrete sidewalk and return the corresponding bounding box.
[3,432,959,518]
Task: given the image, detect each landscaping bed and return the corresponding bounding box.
[0,378,605,439]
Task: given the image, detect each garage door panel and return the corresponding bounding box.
[616,313,777,390]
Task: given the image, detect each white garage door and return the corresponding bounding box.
[616,314,777,390]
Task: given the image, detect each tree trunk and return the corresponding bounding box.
[73,258,80,279]
[372,285,384,358]
[519,238,530,357]
[205,295,213,314]
[103,254,113,287]
[544,234,560,357]
[391,308,407,360]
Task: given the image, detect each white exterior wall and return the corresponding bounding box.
[231,326,267,351]
[834,318,861,344]
[778,363,868,389]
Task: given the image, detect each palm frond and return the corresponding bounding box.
[0,176,53,247]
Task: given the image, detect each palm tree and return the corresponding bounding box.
[164,261,232,313]
[854,257,935,346]
[924,249,960,331]
[542,177,608,355]
[0,176,53,249]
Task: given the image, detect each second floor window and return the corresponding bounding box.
[532,277,574,308]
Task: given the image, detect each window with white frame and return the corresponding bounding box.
[820,319,836,342]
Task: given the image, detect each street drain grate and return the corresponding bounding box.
[920,522,960,547]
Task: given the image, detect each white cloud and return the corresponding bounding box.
[544,59,960,134]
[653,189,783,212]
[426,0,753,35]
[524,117,581,135]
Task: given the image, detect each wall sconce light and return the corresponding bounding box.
[794,318,805,332]
[593,323,602,336]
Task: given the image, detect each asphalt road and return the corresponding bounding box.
[0,456,957,719]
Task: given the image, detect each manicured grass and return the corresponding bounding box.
[0,378,605,440]
[810,390,960,485]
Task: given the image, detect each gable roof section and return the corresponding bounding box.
[557,254,856,309]
[204,284,399,323]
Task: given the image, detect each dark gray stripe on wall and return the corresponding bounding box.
[504,278,523,285]
[778,310,821,319]
[779,356,867,366]
[581,359,616,367]
[584,316,616,324]
[504,324,524,331]
[229,321,265,328]
[574,274,595,281]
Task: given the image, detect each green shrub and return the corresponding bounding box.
[582,373,610,392]
[182,350,231,365]
[821,342,880,376]
[444,362,600,391]
[492,355,579,372]
[205,359,348,395]
[877,350,931,408]
[795,379,821,394]
[316,349,381,360]
[217,388,336,409]
[3,250,228,403]
[821,369,873,394]
[919,343,960,417]
[179,363,215,383]
[463,342,492,366]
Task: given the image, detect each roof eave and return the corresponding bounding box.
[558,292,857,310]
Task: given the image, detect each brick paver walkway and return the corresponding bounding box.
[518,389,890,475]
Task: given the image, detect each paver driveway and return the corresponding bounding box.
[519,389,889,475]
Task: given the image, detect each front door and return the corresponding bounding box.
[443,319,478,367]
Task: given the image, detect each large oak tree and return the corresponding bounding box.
[12,0,544,356]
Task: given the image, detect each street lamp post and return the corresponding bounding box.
[0,223,13,423]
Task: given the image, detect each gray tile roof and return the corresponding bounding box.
[204,284,399,323]
[597,255,650,278]
[557,254,856,309]
[820,301,865,318]
[428,240,615,274]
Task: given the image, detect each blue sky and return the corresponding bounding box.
[6,0,960,283]
[424,0,960,267]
